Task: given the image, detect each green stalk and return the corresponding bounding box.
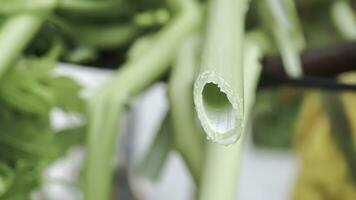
[0,0,56,14]
[331,0,356,40]
[0,14,45,79]
[261,0,305,78]
[84,1,201,199]
[58,0,125,17]
[74,24,138,49]
[168,35,204,185]
[194,0,248,145]
[199,38,262,200]
[199,141,243,200]
[50,16,138,49]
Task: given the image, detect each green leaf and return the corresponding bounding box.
[48,76,83,112]
[136,113,173,181]
[0,50,83,199]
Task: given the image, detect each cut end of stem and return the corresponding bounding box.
[202,83,236,133]
[194,72,242,145]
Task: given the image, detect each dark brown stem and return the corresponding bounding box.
[260,41,356,90]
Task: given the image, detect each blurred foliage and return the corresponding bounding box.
[298,1,344,49]
[293,91,356,200]
[0,0,355,199]
[252,87,303,149]
[27,0,173,65]
[293,72,356,200]
[0,47,85,199]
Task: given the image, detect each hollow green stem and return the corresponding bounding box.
[194,0,248,145]
[199,38,262,200]
[84,1,201,199]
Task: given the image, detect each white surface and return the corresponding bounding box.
[40,148,85,200]
[238,136,300,200]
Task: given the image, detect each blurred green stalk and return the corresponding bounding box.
[260,0,305,78]
[331,0,356,40]
[0,15,44,79]
[84,1,202,199]
[169,35,205,185]
[0,0,57,79]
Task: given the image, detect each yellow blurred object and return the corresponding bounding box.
[293,73,356,200]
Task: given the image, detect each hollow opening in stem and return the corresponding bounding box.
[202,82,236,134]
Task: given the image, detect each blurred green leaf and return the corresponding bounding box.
[137,113,173,181]
[252,87,302,149]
